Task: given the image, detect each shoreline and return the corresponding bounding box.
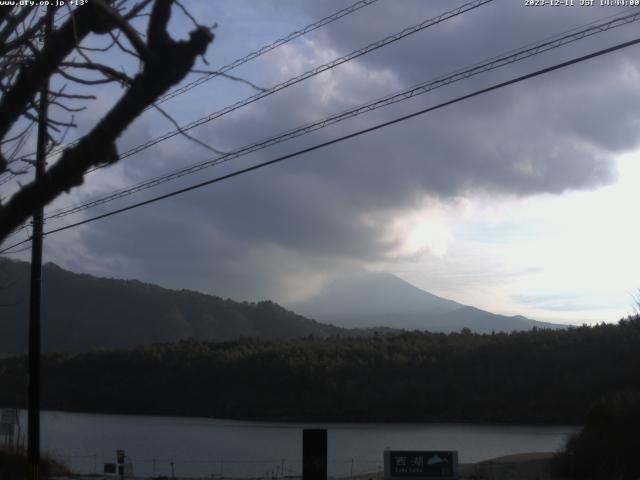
[461,452,561,480]
[348,453,562,480]
[45,453,563,480]
[7,406,582,429]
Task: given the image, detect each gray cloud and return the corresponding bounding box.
[513,293,626,312]
[35,0,640,301]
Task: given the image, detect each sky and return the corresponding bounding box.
[2,0,640,325]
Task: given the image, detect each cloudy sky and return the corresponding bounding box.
[3,0,640,325]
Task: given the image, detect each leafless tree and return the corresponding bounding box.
[0,0,215,244]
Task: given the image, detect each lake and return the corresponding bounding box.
[16,410,577,478]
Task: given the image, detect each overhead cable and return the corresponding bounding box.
[106,0,494,164]
[151,0,382,108]
[3,34,639,254]
[1,0,382,178]
[42,9,640,222]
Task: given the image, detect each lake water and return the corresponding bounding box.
[15,410,577,478]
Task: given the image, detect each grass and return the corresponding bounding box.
[0,446,73,479]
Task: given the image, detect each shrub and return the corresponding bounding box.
[550,390,640,480]
[0,448,71,480]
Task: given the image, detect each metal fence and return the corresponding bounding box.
[43,454,558,480]
[49,454,385,480]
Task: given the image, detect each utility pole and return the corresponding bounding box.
[28,6,53,480]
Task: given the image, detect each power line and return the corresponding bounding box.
[0,243,32,255]
[3,34,639,255]
[5,5,639,240]
[1,0,382,180]
[40,9,640,223]
[2,0,491,214]
[13,0,496,224]
[87,0,494,170]
[151,0,381,108]
[4,8,635,250]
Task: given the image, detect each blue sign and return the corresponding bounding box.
[384,451,458,480]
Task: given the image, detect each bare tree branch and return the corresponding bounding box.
[0,0,214,241]
[60,61,134,85]
[49,100,87,113]
[93,0,151,60]
[153,102,227,155]
[0,15,47,57]
[174,0,199,30]
[124,0,154,20]
[0,5,100,142]
[51,92,97,100]
[191,69,267,92]
[57,68,124,86]
[108,29,141,59]
[1,118,36,145]
[0,7,33,47]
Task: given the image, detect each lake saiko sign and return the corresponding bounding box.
[384,451,459,480]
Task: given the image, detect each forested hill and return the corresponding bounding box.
[0,258,345,354]
[0,258,562,355]
[1,320,639,424]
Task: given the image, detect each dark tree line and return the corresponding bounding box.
[550,390,640,480]
[1,317,639,424]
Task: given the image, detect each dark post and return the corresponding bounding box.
[303,429,327,480]
[117,449,125,479]
[28,7,52,480]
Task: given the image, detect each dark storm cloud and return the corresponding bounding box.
[295,0,636,85]
[60,189,367,300]
[47,0,640,300]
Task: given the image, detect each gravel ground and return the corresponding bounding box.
[47,453,568,480]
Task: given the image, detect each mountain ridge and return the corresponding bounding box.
[0,258,345,354]
[289,271,565,332]
[0,258,564,354]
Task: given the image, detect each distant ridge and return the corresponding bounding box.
[0,259,564,355]
[289,271,565,333]
[290,271,463,319]
[0,258,345,354]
